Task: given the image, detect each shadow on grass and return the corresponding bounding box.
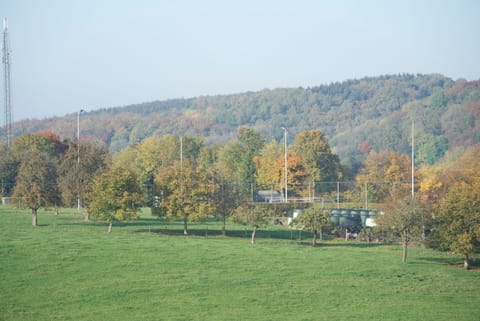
[60,215,387,248]
[134,227,260,239]
[134,224,307,240]
[132,225,387,249]
[416,256,480,269]
[60,217,166,228]
[318,241,386,248]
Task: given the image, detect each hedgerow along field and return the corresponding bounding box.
[0,206,479,321]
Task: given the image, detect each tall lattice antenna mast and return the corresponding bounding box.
[2,17,12,148]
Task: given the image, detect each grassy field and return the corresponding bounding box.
[0,206,479,321]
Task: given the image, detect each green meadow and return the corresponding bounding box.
[0,206,479,321]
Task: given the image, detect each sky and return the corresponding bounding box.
[2,0,480,121]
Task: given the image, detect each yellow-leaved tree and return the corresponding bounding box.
[155,160,219,235]
[88,166,142,233]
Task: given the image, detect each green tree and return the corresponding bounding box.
[12,149,60,226]
[437,179,480,269]
[218,127,265,195]
[198,145,238,236]
[232,204,271,244]
[180,135,205,165]
[214,181,240,236]
[0,144,18,197]
[377,193,424,263]
[292,204,330,246]
[292,130,342,190]
[217,141,248,190]
[88,166,142,233]
[416,133,447,165]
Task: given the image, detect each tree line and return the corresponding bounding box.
[6,74,480,176]
[1,127,479,268]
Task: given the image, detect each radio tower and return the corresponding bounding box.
[2,18,12,148]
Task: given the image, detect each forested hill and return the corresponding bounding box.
[10,73,480,171]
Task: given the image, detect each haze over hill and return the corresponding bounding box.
[7,73,480,173]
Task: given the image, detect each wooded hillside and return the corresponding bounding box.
[8,73,480,173]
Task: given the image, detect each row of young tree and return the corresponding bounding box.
[1,128,479,268]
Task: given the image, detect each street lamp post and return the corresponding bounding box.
[282,127,288,203]
[77,109,84,211]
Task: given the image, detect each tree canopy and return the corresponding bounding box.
[10,74,480,176]
[88,166,142,233]
[13,148,59,226]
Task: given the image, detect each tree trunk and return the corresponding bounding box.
[464,254,470,270]
[183,215,188,235]
[222,214,226,236]
[107,221,113,233]
[251,226,257,244]
[402,232,408,263]
[31,208,38,226]
[312,230,317,247]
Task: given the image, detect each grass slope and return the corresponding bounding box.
[0,206,479,321]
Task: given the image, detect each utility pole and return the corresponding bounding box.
[281,127,288,203]
[2,18,12,148]
[77,109,84,211]
[411,120,414,200]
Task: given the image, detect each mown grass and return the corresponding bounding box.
[0,206,479,321]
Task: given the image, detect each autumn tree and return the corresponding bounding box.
[155,160,218,235]
[12,132,65,160]
[134,136,175,181]
[432,148,480,270]
[253,138,283,187]
[58,142,109,217]
[420,144,480,207]
[130,135,179,205]
[88,166,142,233]
[292,204,330,246]
[13,149,60,226]
[37,131,68,156]
[418,165,446,208]
[377,193,424,263]
[266,151,309,197]
[356,151,414,203]
[436,180,480,269]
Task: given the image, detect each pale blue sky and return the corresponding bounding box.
[2,0,480,121]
